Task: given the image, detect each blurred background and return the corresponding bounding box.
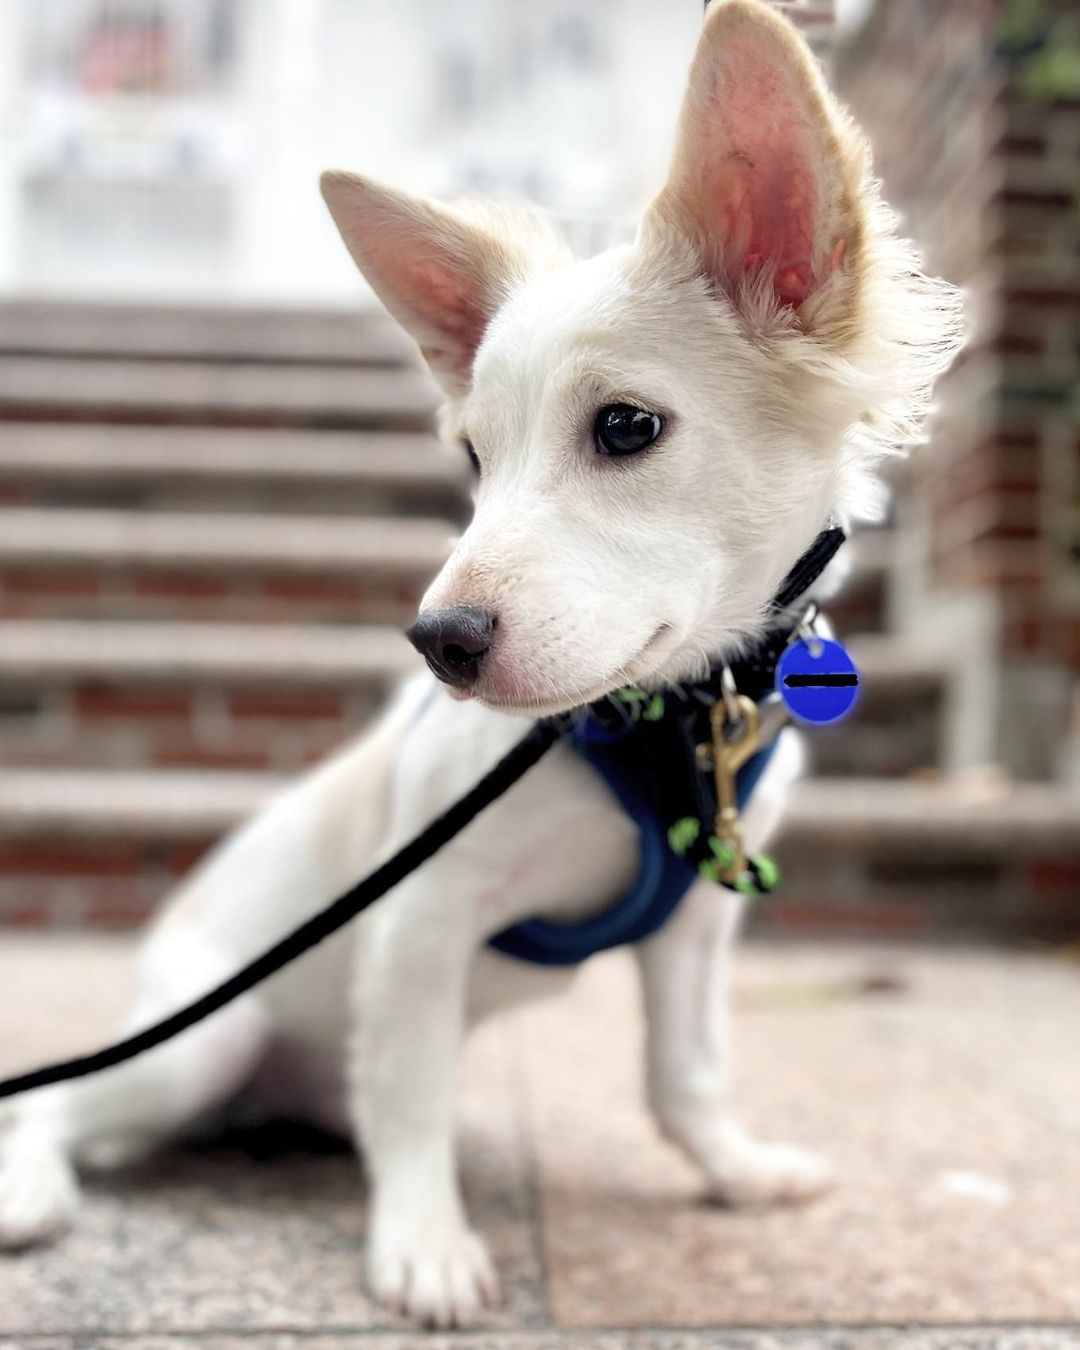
[1,1,1080,1339]
[0,0,1076,941]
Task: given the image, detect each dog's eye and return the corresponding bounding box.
[461,439,480,476]
[593,405,663,457]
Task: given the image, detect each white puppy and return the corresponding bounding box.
[0,0,961,1328]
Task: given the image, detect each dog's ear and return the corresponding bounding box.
[642,0,866,333]
[320,172,518,396]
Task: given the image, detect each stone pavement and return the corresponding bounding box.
[1,934,1078,1349]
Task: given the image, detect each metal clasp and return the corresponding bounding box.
[796,601,824,657]
[707,687,760,885]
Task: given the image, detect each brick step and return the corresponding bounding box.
[0,356,437,429]
[0,620,416,772]
[0,619,943,775]
[0,300,409,366]
[809,635,950,777]
[0,770,1075,936]
[0,424,467,518]
[0,507,453,625]
[768,778,1080,941]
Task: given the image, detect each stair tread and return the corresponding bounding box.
[0,766,286,836]
[0,424,464,490]
[0,769,1075,850]
[782,778,1080,851]
[0,356,437,422]
[0,300,410,364]
[0,508,899,587]
[0,619,418,683]
[0,507,453,573]
[847,634,952,690]
[0,619,943,691]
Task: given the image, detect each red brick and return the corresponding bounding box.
[1,568,102,597]
[0,905,52,926]
[82,897,153,927]
[0,842,140,878]
[759,898,933,935]
[259,574,421,608]
[164,842,214,874]
[1001,187,1073,210]
[1000,133,1048,155]
[135,571,232,599]
[152,746,270,771]
[994,333,1045,356]
[974,521,1040,545]
[75,686,193,719]
[1027,860,1080,894]
[955,548,1045,591]
[1004,287,1080,310]
[227,690,345,721]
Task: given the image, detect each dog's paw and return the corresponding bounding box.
[367,1224,500,1328]
[704,1139,833,1208]
[0,1140,79,1249]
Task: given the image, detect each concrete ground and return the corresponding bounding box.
[1,934,1079,1350]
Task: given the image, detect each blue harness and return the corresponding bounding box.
[487,710,779,967]
[483,522,850,967]
[399,527,843,970]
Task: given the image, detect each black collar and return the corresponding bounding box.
[767,525,847,614]
[724,524,846,704]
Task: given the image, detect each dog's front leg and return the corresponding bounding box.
[635,881,832,1206]
[350,861,498,1328]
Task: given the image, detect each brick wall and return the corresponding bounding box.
[838,0,1080,782]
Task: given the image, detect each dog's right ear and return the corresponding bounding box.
[320,172,517,397]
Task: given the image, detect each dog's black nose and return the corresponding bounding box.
[406,607,497,688]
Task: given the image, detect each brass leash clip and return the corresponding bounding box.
[706,686,760,886]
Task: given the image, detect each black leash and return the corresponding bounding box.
[0,721,560,1102]
[0,526,845,1103]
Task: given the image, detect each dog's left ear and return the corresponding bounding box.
[320,171,521,397]
[642,0,867,335]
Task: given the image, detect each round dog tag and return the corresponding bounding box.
[776,637,860,725]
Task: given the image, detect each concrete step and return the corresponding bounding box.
[0,423,467,517]
[0,299,410,365]
[0,769,1075,934]
[0,620,417,773]
[3,769,1070,852]
[0,356,437,429]
[0,506,452,570]
[0,618,416,684]
[0,767,282,840]
[0,507,453,625]
[847,634,950,697]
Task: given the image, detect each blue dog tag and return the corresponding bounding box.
[776,637,859,725]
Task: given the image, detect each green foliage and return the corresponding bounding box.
[1000,0,1080,99]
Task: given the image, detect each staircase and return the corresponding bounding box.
[0,300,1076,938]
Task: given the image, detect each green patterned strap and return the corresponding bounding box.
[613,686,666,722]
[666,818,781,897]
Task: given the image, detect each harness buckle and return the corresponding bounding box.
[707,690,760,885]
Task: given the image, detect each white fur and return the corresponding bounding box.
[0,0,962,1328]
